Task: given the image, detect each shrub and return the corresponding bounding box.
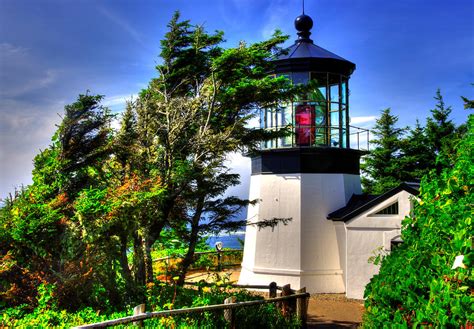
[363,114,473,327]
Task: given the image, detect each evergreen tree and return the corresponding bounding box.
[58,93,114,195]
[132,11,297,284]
[361,108,407,194]
[425,89,456,167]
[399,120,431,181]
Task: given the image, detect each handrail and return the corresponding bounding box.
[73,292,310,328]
[154,249,243,262]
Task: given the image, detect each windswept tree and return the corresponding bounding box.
[125,12,297,285]
[0,93,119,308]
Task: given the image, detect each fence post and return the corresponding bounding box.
[296,288,308,328]
[133,304,146,327]
[224,296,236,329]
[269,282,277,298]
[281,284,294,318]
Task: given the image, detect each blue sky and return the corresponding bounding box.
[1,0,473,199]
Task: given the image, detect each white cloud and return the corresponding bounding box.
[0,43,28,55]
[103,93,137,109]
[350,115,377,126]
[261,2,291,39]
[0,99,62,198]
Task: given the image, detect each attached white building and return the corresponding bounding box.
[327,183,419,299]
[237,12,419,299]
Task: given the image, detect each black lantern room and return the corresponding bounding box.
[253,13,364,175]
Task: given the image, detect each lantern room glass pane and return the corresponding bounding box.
[330,106,339,127]
[310,72,328,101]
[331,128,340,147]
[341,79,347,104]
[330,84,339,102]
[292,72,309,85]
[295,103,315,146]
[341,128,347,148]
[314,101,327,146]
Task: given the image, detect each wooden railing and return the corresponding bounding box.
[154,249,243,272]
[73,283,310,328]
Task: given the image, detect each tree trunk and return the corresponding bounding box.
[144,222,165,284]
[177,195,205,286]
[119,234,135,295]
[133,232,146,287]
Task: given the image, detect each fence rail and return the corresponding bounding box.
[73,283,309,329]
[153,249,243,262]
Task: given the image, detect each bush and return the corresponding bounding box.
[2,278,300,328]
[363,115,474,327]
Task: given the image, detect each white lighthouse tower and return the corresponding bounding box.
[239,12,363,293]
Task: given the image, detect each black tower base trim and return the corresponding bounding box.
[250,148,364,175]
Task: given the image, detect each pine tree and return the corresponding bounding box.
[361,108,406,194]
[58,93,114,195]
[399,120,432,181]
[425,89,456,167]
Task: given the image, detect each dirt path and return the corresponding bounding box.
[185,268,365,328]
[307,294,364,328]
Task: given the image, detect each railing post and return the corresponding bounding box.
[224,296,236,329]
[296,288,308,328]
[269,282,277,298]
[133,304,146,327]
[367,129,370,150]
[281,284,294,318]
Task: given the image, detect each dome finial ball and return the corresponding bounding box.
[294,14,313,32]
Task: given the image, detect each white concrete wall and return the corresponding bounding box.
[240,174,302,288]
[239,173,361,293]
[344,190,414,299]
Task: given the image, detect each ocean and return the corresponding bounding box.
[206,231,245,250]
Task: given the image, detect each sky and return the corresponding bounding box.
[1,0,473,200]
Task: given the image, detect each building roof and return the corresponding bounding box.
[327,182,420,222]
[272,14,356,76]
[275,40,350,62]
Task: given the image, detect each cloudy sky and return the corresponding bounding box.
[0,0,473,200]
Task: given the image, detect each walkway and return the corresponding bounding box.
[185,268,365,328]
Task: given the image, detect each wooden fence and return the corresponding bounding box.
[73,282,310,328]
[154,249,243,271]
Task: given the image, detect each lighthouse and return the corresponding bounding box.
[239,12,363,293]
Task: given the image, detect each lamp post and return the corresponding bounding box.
[215,241,223,271]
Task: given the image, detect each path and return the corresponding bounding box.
[307,294,364,328]
[185,268,365,328]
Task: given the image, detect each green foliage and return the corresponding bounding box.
[1,12,296,311]
[363,110,474,327]
[362,108,407,194]
[399,120,432,182]
[425,89,456,163]
[2,281,299,328]
[58,93,114,195]
[363,89,466,194]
